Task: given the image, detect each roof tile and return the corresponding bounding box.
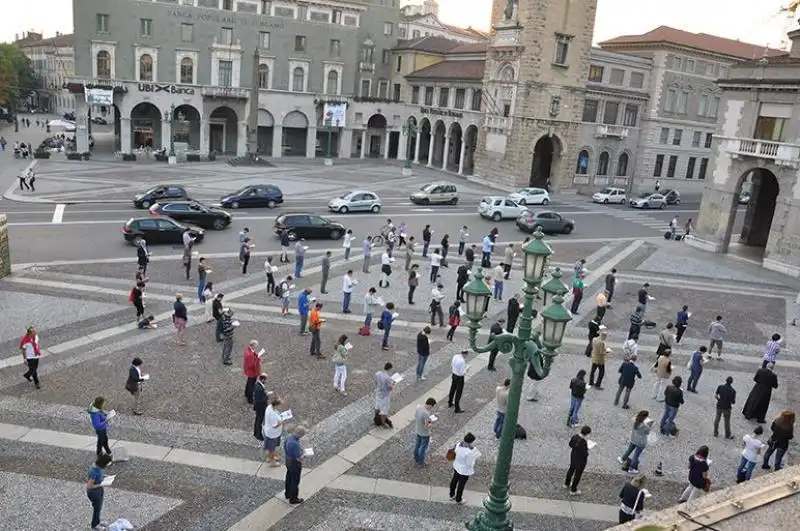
[393,36,463,54]
[406,59,486,80]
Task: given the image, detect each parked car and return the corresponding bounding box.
[508,187,551,206]
[149,201,232,230]
[661,189,681,205]
[220,184,283,209]
[739,190,751,205]
[478,196,526,221]
[63,112,75,121]
[516,211,575,234]
[91,116,108,125]
[122,216,204,246]
[629,192,667,209]
[133,185,190,209]
[328,190,382,213]
[274,213,345,240]
[409,182,458,205]
[592,187,627,204]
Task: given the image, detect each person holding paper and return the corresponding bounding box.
[457,225,469,256]
[320,251,332,293]
[243,340,262,405]
[86,454,113,530]
[429,248,443,283]
[362,236,373,273]
[494,379,510,439]
[565,425,592,496]
[675,305,690,344]
[374,362,396,428]
[713,376,737,439]
[263,395,283,466]
[87,396,113,457]
[422,224,432,257]
[332,334,349,395]
[278,276,293,316]
[124,357,146,415]
[656,323,674,357]
[618,475,648,523]
[503,244,515,279]
[197,257,210,303]
[404,236,416,271]
[363,287,379,329]
[416,326,432,380]
[430,284,445,327]
[220,308,237,365]
[342,270,357,313]
[253,373,269,441]
[182,228,194,280]
[506,295,521,333]
[407,264,420,305]
[212,293,225,342]
[20,327,42,389]
[378,302,395,351]
[172,293,188,346]
[678,446,711,502]
[615,350,642,409]
[309,303,325,358]
[240,237,253,275]
[589,331,609,389]
[446,301,462,341]
[130,281,146,322]
[294,239,306,278]
[449,432,479,504]
[136,239,149,276]
[686,346,708,393]
[448,349,468,413]
[481,233,494,268]
[414,398,437,466]
[379,249,393,288]
[465,244,476,270]
[659,376,684,436]
[279,228,291,263]
[567,370,588,427]
[264,256,277,295]
[636,283,650,314]
[342,229,355,260]
[298,288,312,335]
[284,425,307,504]
[487,319,505,371]
[618,410,652,474]
[762,333,782,368]
[203,282,215,322]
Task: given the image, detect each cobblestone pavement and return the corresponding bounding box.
[1,236,799,530]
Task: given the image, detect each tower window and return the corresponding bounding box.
[553,34,571,66]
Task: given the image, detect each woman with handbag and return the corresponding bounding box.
[763,410,795,471]
[656,323,674,356]
[446,302,461,341]
[678,446,712,503]
[449,432,479,504]
[618,474,648,523]
[651,350,672,401]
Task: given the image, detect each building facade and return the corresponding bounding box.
[16,32,76,115]
[399,0,486,43]
[689,28,800,277]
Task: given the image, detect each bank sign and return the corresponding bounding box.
[138,83,196,95]
[419,106,463,119]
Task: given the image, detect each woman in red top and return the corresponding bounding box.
[20,327,41,388]
[243,340,262,405]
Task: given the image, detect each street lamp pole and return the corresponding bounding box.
[401,118,417,176]
[323,110,336,167]
[168,104,176,157]
[463,230,572,531]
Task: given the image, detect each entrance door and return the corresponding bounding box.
[209,123,225,153]
[369,135,381,157]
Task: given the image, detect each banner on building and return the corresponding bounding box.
[322,103,347,128]
[85,88,113,106]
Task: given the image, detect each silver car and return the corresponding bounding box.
[629,192,667,209]
[328,190,382,214]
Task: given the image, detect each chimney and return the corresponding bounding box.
[789,25,800,58]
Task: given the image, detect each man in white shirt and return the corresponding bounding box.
[342,270,357,313]
[379,250,392,288]
[447,349,468,413]
[493,264,505,301]
[494,379,510,438]
[430,284,445,327]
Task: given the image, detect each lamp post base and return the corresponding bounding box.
[402,167,412,176]
[324,157,333,166]
[168,155,177,165]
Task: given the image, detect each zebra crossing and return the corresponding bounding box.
[593,206,675,234]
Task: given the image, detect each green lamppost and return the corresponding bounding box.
[402,118,418,175]
[463,230,572,531]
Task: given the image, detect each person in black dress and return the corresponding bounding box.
[742,363,778,423]
[506,295,521,333]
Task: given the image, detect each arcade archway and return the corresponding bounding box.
[130,102,162,149]
[529,135,563,188]
[447,122,463,172]
[208,106,238,155]
[723,168,780,254]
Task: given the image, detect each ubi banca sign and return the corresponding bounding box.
[138,83,195,95]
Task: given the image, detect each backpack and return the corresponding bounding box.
[275,283,285,298]
[515,424,527,439]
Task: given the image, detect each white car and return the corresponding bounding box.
[327,190,382,213]
[478,196,526,221]
[508,187,550,206]
[592,187,627,204]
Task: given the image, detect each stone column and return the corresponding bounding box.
[272,126,283,158]
[161,120,171,151]
[306,127,317,158]
[340,128,353,159]
[398,131,408,162]
[458,139,467,175]
[0,215,10,278]
[120,118,132,153]
[413,129,422,164]
[383,129,391,159]
[237,121,248,156]
[360,130,367,159]
[200,120,209,155]
[426,133,435,167]
[441,135,450,171]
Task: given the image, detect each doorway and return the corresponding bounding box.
[209,123,225,153]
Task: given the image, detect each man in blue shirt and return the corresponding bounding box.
[86,454,112,530]
[615,353,642,409]
[284,425,307,504]
[481,234,494,268]
[297,288,311,336]
[675,305,690,344]
[686,346,707,393]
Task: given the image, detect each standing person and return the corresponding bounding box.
[363,286,378,329]
[404,236,416,271]
[506,295,521,333]
[654,179,661,192]
[28,171,36,192]
[197,257,210,303]
[570,273,584,314]
[762,410,795,471]
[124,357,146,415]
[212,293,225,342]
[492,263,505,301]
[457,225,468,255]
[262,395,283,466]
[86,454,113,530]
[362,235,373,273]
[238,227,250,248]
[407,264,419,304]
[203,282,215,322]
[737,426,765,482]
[679,446,712,502]
[456,263,469,303]
[414,398,437,466]
[332,334,349,395]
[449,432,479,504]
[669,215,679,238]
[565,425,592,496]
[374,362,396,428]
[503,244,515,279]
[283,426,307,504]
[618,475,648,524]
[416,326,432,380]
[684,217,693,237]
[297,287,311,335]
[714,376,736,439]
[378,302,395,351]
[87,397,113,457]
[422,224,432,257]
[429,247,442,283]
[656,323,674,356]
[172,293,188,346]
[448,349,468,413]
[628,307,644,340]
[618,411,653,473]
[615,351,642,409]
[294,239,306,278]
[446,301,462,341]
[342,229,355,260]
[342,270,357,313]
[319,251,331,294]
[182,230,194,280]
[651,350,672,401]
[279,228,291,263]
[660,376,684,436]
[595,290,609,322]
[397,222,408,247]
[379,248,393,288]
[487,318,505,371]
[17,171,29,190]
[686,346,708,393]
[636,283,651,314]
[252,373,269,441]
[220,308,237,365]
[309,302,325,358]
[440,234,450,267]
[243,340,261,405]
[605,268,617,305]
[264,256,277,295]
[481,232,494,268]
[567,370,588,427]
[573,258,587,280]
[589,330,609,389]
[762,333,782,368]
[708,315,727,360]
[136,239,150,275]
[494,379,510,439]
[430,283,445,327]
[742,363,779,423]
[131,281,146,322]
[278,276,293,316]
[584,317,602,357]
[675,305,690,344]
[465,244,476,270]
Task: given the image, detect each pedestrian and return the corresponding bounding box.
[449,432,479,504]
[283,425,307,504]
[589,330,609,389]
[628,307,644,340]
[673,305,691,344]
[714,376,736,439]
[567,370,587,427]
[279,228,291,263]
[659,376,684,436]
[440,233,450,267]
[762,410,795,471]
[669,215,679,238]
[28,171,36,192]
[363,286,378,329]
[197,257,210,303]
[422,224,432,257]
[220,308,237,365]
[201,282,215,322]
[605,268,617,305]
[430,283,445,327]
[404,236,416,271]
[253,373,269,440]
[378,302,395,351]
[182,232,194,281]
[332,334,349,395]
[503,244,515,279]
[136,239,150,275]
[238,226,249,247]
[278,276,293,316]
[506,295,521,333]
[656,323,674,356]
[457,225,468,255]
[212,293,225,342]
[618,411,653,473]
[135,265,148,286]
[320,251,331,294]
[131,281,145,321]
[565,425,591,496]
[374,362,396,428]
[137,315,156,329]
[465,244,476,270]
[398,222,408,247]
[86,453,113,530]
[487,318,505,371]
[570,273,584,314]
[309,302,325,358]
[18,172,29,190]
[414,398,437,466]
[124,357,146,415]
[494,378,510,439]
[481,232,494,268]
[678,446,711,503]
[448,349,468,413]
[615,351,642,408]
[416,326,432,380]
[446,301,461,341]
[654,179,661,192]
[742,363,779,423]
[262,395,283,466]
[243,340,261,405]
[623,336,639,360]
[584,318,603,357]
[762,333,782,368]
[342,269,357,313]
[264,256,277,295]
[618,475,647,523]
[87,396,113,457]
[573,258,586,280]
[379,248,393,287]
[342,229,355,260]
[172,293,188,346]
[737,426,765,482]
[407,264,419,304]
[595,290,609,321]
[651,349,672,401]
[686,346,708,393]
[429,247,442,283]
[294,239,306,278]
[386,227,397,257]
[456,262,469,302]
[636,282,651,314]
[708,315,726,360]
[492,263,505,300]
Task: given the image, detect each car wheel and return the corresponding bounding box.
[541,198,549,206]
[492,212,502,222]
[338,206,349,214]
[371,205,381,213]
[267,200,277,209]
[422,198,430,205]
[132,236,143,247]
[603,198,609,204]
[534,225,544,233]
[449,198,458,205]
[563,224,574,234]
[659,202,666,209]
[141,200,151,209]
[330,230,342,240]
[519,198,527,206]
[230,201,240,209]
[212,219,227,230]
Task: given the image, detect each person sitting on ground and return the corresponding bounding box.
[138,315,157,329]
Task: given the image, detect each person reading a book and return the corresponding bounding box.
[86,454,113,530]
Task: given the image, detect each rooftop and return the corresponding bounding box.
[15,33,73,49]
[400,11,488,40]
[735,53,800,67]
[393,36,465,54]
[405,59,486,80]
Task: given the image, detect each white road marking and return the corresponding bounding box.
[51,204,66,224]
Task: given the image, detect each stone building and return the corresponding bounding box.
[399,0,486,43]
[15,32,76,115]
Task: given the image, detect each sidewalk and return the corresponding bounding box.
[0,114,56,200]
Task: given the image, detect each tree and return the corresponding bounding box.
[0,43,38,108]
[0,55,18,107]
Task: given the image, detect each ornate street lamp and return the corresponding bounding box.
[541,266,569,309]
[401,118,418,174]
[164,104,176,158]
[463,229,572,531]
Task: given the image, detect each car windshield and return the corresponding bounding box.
[338,193,353,200]
[420,184,438,192]
[480,197,494,204]
[232,186,252,196]
[143,186,162,195]
[598,188,613,194]
[637,193,651,198]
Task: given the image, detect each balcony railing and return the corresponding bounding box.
[201,86,250,100]
[359,62,375,72]
[720,136,800,168]
[595,124,629,138]
[485,116,510,129]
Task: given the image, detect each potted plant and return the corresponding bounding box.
[66,152,82,160]
[82,151,91,160]
[187,153,201,162]
[154,153,169,162]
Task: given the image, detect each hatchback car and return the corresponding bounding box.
[592,187,627,204]
[149,201,232,230]
[328,190,382,213]
[478,197,526,221]
[122,216,204,246]
[274,213,346,240]
[739,190,751,205]
[629,192,667,209]
[409,182,458,205]
[508,187,551,206]
[661,189,681,205]
[133,185,189,209]
[516,211,575,234]
[220,184,283,209]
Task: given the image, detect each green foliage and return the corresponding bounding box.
[0,43,39,107]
